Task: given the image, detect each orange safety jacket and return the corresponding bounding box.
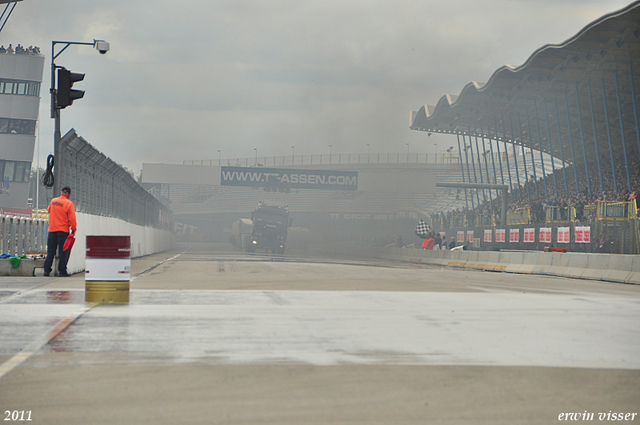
[47,195,77,233]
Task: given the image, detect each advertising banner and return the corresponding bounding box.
[221,166,358,191]
[457,231,465,243]
[495,229,506,243]
[575,226,591,243]
[484,229,492,243]
[509,228,520,243]
[557,227,570,244]
[539,227,552,243]
[467,230,474,243]
[524,228,535,243]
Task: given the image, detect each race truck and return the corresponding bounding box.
[244,202,292,254]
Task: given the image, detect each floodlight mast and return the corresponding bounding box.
[49,39,109,195]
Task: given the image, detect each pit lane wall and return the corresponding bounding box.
[328,245,640,285]
[65,212,176,275]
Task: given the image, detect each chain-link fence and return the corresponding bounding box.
[58,129,171,228]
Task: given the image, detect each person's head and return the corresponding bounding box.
[61,187,71,197]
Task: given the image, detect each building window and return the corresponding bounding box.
[0,160,31,182]
[0,118,36,135]
[0,79,40,96]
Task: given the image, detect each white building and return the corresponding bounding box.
[0,45,44,216]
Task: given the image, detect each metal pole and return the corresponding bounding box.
[508,114,523,201]
[494,118,505,188]
[473,128,487,204]
[614,71,632,192]
[466,129,480,206]
[479,125,493,203]
[516,112,531,203]
[463,133,477,208]
[554,98,570,194]
[456,133,470,209]
[601,78,618,194]
[51,43,62,196]
[500,115,514,201]
[564,90,580,194]
[587,80,605,197]
[532,100,548,199]
[50,40,102,197]
[630,61,640,166]
[543,99,559,199]
[524,107,539,199]
[574,82,592,197]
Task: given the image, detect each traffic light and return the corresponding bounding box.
[57,67,85,109]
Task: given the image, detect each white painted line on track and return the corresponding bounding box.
[131,252,184,281]
[0,303,97,379]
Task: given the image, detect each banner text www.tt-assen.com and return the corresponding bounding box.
[221,166,358,191]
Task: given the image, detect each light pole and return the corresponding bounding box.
[367,143,370,163]
[218,149,221,165]
[434,143,438,163]
[291,145,295,165]
[328,144,332,163]
[406,143,409,161]
[254,147,258,165]
[49,39,109,195]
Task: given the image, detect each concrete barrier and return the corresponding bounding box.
[564,254,590,279]
[544,252,571,278]
[519,252,540,274]
[0,258,45,276]
[626,256,640,285]
[606,255,639,284]
[382,247,637,285]
[67,213,177,275]
[530,252,553,275]
[580,255,610,281]
[504,251,525,274]
[474,251,505,272]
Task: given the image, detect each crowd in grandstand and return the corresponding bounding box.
[0,44,41,55]
[434,154,639,228]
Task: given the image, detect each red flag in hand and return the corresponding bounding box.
[63,233,75,252]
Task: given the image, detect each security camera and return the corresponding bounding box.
[95,41,110,54]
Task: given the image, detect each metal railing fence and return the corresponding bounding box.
[597,201,637,220]
[0,215,48,256]
[546,206,575,223]
[184,152,460,167]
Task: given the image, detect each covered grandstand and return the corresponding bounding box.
[410,1,639,254]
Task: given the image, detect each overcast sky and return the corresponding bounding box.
[3,0,634,175]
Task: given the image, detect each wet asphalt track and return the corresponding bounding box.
[1,243,639,424]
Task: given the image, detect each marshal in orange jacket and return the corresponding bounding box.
[47,195,77,233]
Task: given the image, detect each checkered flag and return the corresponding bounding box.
[415,220,430,238]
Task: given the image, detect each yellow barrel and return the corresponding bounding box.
[85,281,130,303]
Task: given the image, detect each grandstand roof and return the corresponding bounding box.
[410,1,640,168]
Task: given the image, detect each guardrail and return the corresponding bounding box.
[507,209,531,225]
[545,206,575,223]
[598,201,637,220]
[0,215,48,256]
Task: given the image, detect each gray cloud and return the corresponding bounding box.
[2,0,632,174]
